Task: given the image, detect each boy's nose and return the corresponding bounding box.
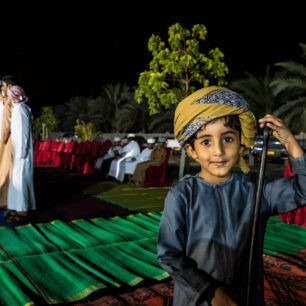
[213,141,225,156]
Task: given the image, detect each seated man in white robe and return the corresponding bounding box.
[125,138,155,182]
[95,136,123,170]
[107,134,140,182]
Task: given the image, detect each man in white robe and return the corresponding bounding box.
[125,138,155,181]
[107,134,140,182]
[6,86,35,223]
[95,136,123,170]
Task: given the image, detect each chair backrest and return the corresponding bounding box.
[80,140,92,155]
[56,141,65,152]
[68,141,79,154]
[63,140,72,153]
[99,140,112,157]
[34,140,40,151]
[161,147,172,169]
[74,141,84,155]
[50,139,59,152]
[42,140,52,152]
[91,141,101,157]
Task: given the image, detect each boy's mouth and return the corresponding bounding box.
[210,161,227,166]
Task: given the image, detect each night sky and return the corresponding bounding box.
[1,5,305,116]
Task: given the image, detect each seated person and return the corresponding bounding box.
[95,136,122,170]
[126,138,156,182]
[131,137,167,187]
[107,133,140,182]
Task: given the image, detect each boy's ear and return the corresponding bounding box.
[185,143,198,160]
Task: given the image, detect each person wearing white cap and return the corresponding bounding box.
[107,133,140,182]
[131,136,167,187]
[125,138,156,182]
[95,136,123,170]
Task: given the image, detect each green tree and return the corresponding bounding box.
[118,90,151,133]
[270,43,306,133]
[56,96,91,132]
[135,23,229,114]
[229,66,283,119]
[90,84,131,133]
[74,120,100,141]
[148,107,175,133]
[32,106,58,140]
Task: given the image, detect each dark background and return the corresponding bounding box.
[1,5,305,116]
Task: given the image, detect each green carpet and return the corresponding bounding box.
[83,183,170,212]
[0,213,167,305]
[0,202,305,305]
[263,216,306,255]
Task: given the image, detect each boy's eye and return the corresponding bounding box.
[224,137,233,143]
[201,139,211,146]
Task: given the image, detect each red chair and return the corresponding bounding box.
[74,141,92,172]
[144,147,172,187]
[42,139,57,164]
[35,140,51,163]
[67,140,82,169]
[49,141,61,164]
[67,141,79,168]
[278,161,306,226]
[70,141,84,170]
[33,140,41,162]
[52,141,65,167]
[83,141,101,174]
[59,140,72,168]
[98,140,112,158]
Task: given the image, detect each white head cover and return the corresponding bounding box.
[127,133,135,138]
[147,138,156,144]
[113,137,121,142]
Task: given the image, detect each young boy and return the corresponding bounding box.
[157,86,306,306]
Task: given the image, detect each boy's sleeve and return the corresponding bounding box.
[264,155,306,215]
[157,189,218,303]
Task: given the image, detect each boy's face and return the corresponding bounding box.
[185,117,244,183]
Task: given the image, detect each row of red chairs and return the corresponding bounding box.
[33,139,112,174]
[33,139,172,186]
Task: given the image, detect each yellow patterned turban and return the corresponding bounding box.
[174,86,257,174]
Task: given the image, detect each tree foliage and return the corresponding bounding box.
[229,66,284,119]
[55,96,91,132]
[135,23,229,114]
[270,43,306,133]
[32,106,58,140]
[74,120,100,141]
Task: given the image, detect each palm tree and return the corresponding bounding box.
[87,96,111,132]
[270,43,306,133]
[100,83,131,133]
[148,107,175,133]
[55,96,91,132]
[118,92,152,133]
[229,66,283,120]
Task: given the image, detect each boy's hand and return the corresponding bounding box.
[211,287,238,306]
[258,114,304,158]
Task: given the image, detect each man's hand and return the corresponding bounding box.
[259,114,304,158]
[211,287,238,306]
